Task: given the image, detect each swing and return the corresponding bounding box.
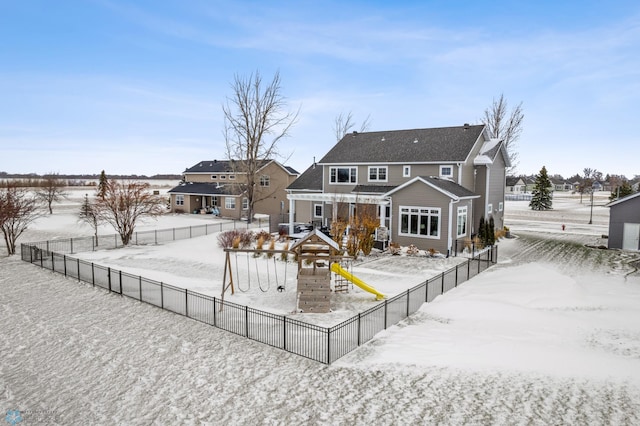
[276,257,287,292]
[256,256,270,292]
[236,252,251,292]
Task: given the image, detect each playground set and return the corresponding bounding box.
[221,230,385,313]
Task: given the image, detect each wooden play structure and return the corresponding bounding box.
[221,230,385,311]
[289,230,342,313]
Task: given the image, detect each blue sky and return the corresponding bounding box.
[1,0,638,178]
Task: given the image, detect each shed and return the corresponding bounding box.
[606,192,640,250]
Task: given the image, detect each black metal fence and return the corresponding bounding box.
[24,216,270,255]
[20,240,497,364]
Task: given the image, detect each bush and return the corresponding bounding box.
[217,229,255,249]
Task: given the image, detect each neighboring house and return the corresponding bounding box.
[550,177,573,192]
[286,124,509,255]
[168,159,298,226]
[607,192,640,251]
[506,176,526,194]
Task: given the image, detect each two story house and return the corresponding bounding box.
[286,124,509,255]
[168,159,298,226]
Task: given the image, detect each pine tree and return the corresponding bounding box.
[478,216,486,247]
[488,216,496,246]
[98,170,108,200]
[609,180,634,201]
[529,166,553,210]
[79,193,100,246]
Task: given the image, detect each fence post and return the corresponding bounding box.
[155,230,157,245]
[119,270,123,295]
[426,279,429,302]
[173,228,176,241]
[77,258,80,280]
[384,300,388,329]
[455,264,459,287]
[467,258,471,280]
[185,289,189,317]
[245,305,249,337]
[160,282,164,309]
[213,296,217,327]
[478,253,481,274]
[70,238,74,254]
[189,226,192,239]
[327,328,331,364]
[51,251,55,271]
[357,313,361,346]
[40,250,43,268]
[441,272,445,294]
[91,263,95,286]
[139,276,143,301]
[283,316,286,350]
[108,267,112,292]
[63,255,67,276]
[406,289,410,317]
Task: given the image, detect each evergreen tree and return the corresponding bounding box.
[488,216,496,246]
[609,180,634,201]
[478,216,486,247]
[78,193,100,246]
[98,170,108,200]
[529,166,553,210]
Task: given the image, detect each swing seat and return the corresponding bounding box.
[277,285,285,292]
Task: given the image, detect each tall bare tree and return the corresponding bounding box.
[35,172,68,214]
[0,184,42,255]
[333,111,371,142]
[94,180,164,245]
[223,70,298,223]
[482,94,524,174]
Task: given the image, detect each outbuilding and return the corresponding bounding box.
[607,192,640,250]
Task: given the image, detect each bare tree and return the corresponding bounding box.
[78,193,101,246]
[94,180,165,245]
[0,184,42,255]
[35,172,68,214]
[223,70,299,223]
[482,94,524,174]
[333,111,371,142]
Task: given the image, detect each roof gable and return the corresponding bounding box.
[607,191,640,208]
[319,124,486,164]
[184,159,298,175]
[384,176,479,200]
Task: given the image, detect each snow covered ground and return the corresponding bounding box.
[2,190,640,424]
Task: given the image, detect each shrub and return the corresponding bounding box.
[217,229,255,249]
[388,242,401,255]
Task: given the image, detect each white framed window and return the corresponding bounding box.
[220,175,226,180]
[229,175,236,180]
[175,195,184,206]
[242,197,249,210]
[440,165,453,178]
[457,206,467,237]
[399,206,440,238]
[498,202,504,212]
[211,196,218,206]
[368,166,387,182]
[260,175,270,187]
[211,175,217,180]
[314,203,323,218]
[487,203,493,215]
[225,197,236,209]
[330,167,357,184]
[403,165,411,177]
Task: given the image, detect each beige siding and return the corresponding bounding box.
[390,181,452,253]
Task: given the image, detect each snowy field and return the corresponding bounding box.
[2,190,640,424]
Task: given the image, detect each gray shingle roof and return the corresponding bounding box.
[287,164,323,191]
[352,185,397,194]
[168,183,240,196]
[420,176,479,199]
[184,159,297,175]
[319,124,485,164]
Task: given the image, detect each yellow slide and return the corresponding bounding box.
[330,263,386,301]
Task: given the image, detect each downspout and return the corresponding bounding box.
[485,165,491,217]
[288,197,295,235]
[448,199,459,257]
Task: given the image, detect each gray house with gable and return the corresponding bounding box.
[286,124,509,255]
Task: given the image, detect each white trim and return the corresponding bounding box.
[368,166,388,182]
[329,166,358,185]
[313,203,323,218]
[456,205,468,238]
[440,165,454,179]
[398,206,441,239]
[287,192,389,205]
[403,165,411,177]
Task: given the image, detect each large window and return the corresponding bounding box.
[330,167,357,184]
[175,195,184,206]
[399,206,440,238]
[259,175,270,187]
[225,197,236,209]
[457,206,467,237]
[368,166,387,182]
